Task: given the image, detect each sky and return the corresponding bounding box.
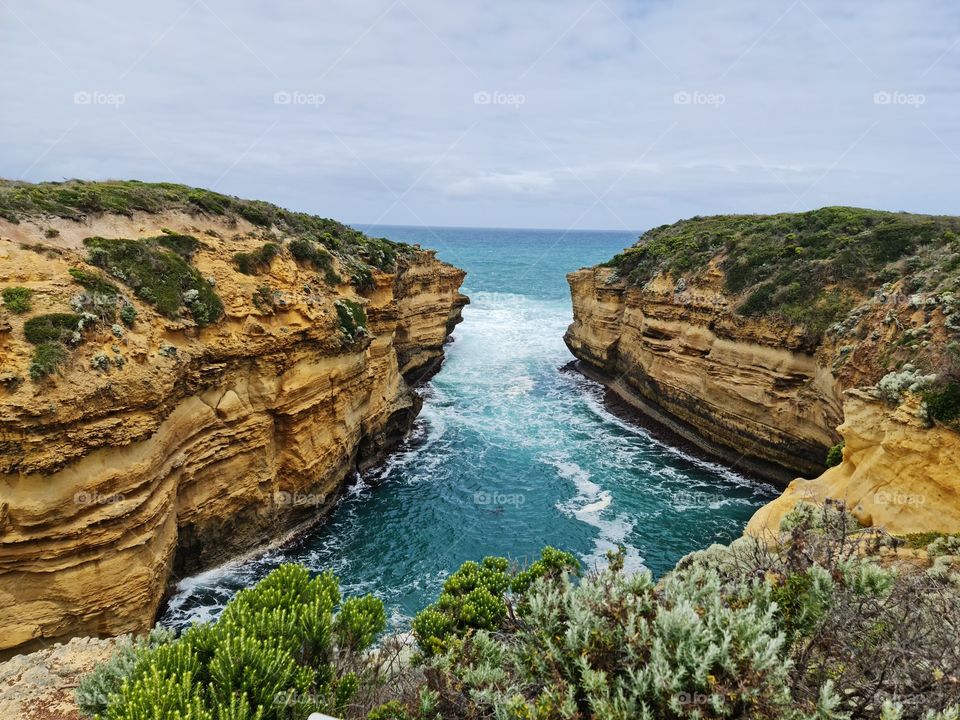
[1,0,958,231]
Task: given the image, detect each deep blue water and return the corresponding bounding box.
[161,226,776,630]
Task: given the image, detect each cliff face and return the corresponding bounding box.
[0,198,467,656]
[565,266,842,482]
[567,207,960,532]
[747,391,960,536]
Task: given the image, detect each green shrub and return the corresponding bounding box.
[155,232,200,259]
[76,630,175,717]
[923,381,960,427]
[119,302,137,327]
[84,564,385,720]
[83,236,223,326]
[69,268,120,297]
[2,286,33,313]
[825,441,845,467]
[29,341,67,380]
[397,511,960,720]
[233,243,279,275]
[334,299,368,341]
[23,312,82,345]
[411,547,577,657]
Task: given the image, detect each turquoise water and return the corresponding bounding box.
[161,227,776,630]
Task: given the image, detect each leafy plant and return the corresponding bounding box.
[233,243,279,275]
[923,380,960,428]
[83,236,223,326]
[29,341,67,380]
[23,312,82,345]
[335,299,368,341]
[83,564,386,720]
[825,441,845,468]
[2,285,33,313]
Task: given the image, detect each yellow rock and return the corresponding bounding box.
[0,211,467,655]
[747,391,960,537]
[565,266,842,481]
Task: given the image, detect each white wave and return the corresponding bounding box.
[543,453,646,574]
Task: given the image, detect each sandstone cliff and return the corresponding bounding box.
[566,207,960,533]
[0,181,468,656]
[565,267,841,482]
[746,390,960,536]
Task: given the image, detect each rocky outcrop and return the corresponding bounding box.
[0,635,121,720]
[0,208,467,656]
[565,267,842,483]
[566,207,960,536]
[746,391,960,536]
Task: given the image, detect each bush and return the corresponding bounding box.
[29,341,66,380]
[83,564,386,720]
[2,286,33,313]
[334,299,368,341]
[411,547,577,657]
[83,236,223,326]
[155,232,200,259]
[392,511,960,720]
[69,268,120,298]
[119,302,137,327]
[923,380,960,427]
[825,441,845,467]
[233,243,279,275]
[23,312,82,345]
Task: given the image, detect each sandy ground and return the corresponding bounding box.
[0,636,122,720]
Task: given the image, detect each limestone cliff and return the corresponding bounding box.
[567,207,960,531]
[565,267,841,482]
[746,390,960,536]
[0,181,468,656]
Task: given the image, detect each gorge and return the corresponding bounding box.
[2,190,960,720]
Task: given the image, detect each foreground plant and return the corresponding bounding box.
[80,509,960,720]
[78,564,386,720]
[386,505,960,720]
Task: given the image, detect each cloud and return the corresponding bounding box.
[0,0,958,229]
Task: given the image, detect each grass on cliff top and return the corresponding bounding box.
[0,179,417,280]
[604,207,960,338]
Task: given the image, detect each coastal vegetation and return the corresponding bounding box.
[82,235,223,325]
[602,207,960,340]
[78,505,960,720]
[1,285,33,313]
[0,179,415,286]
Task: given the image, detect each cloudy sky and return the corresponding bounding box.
[1,0,958,230]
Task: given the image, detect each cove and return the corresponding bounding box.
[161,226,778,631]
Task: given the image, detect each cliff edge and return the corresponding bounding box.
[0,180,468,656]
[566,207,960,532]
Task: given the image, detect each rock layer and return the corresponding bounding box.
[746,391,960,536]
[565,266,842,483]
[0,211,467,656]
